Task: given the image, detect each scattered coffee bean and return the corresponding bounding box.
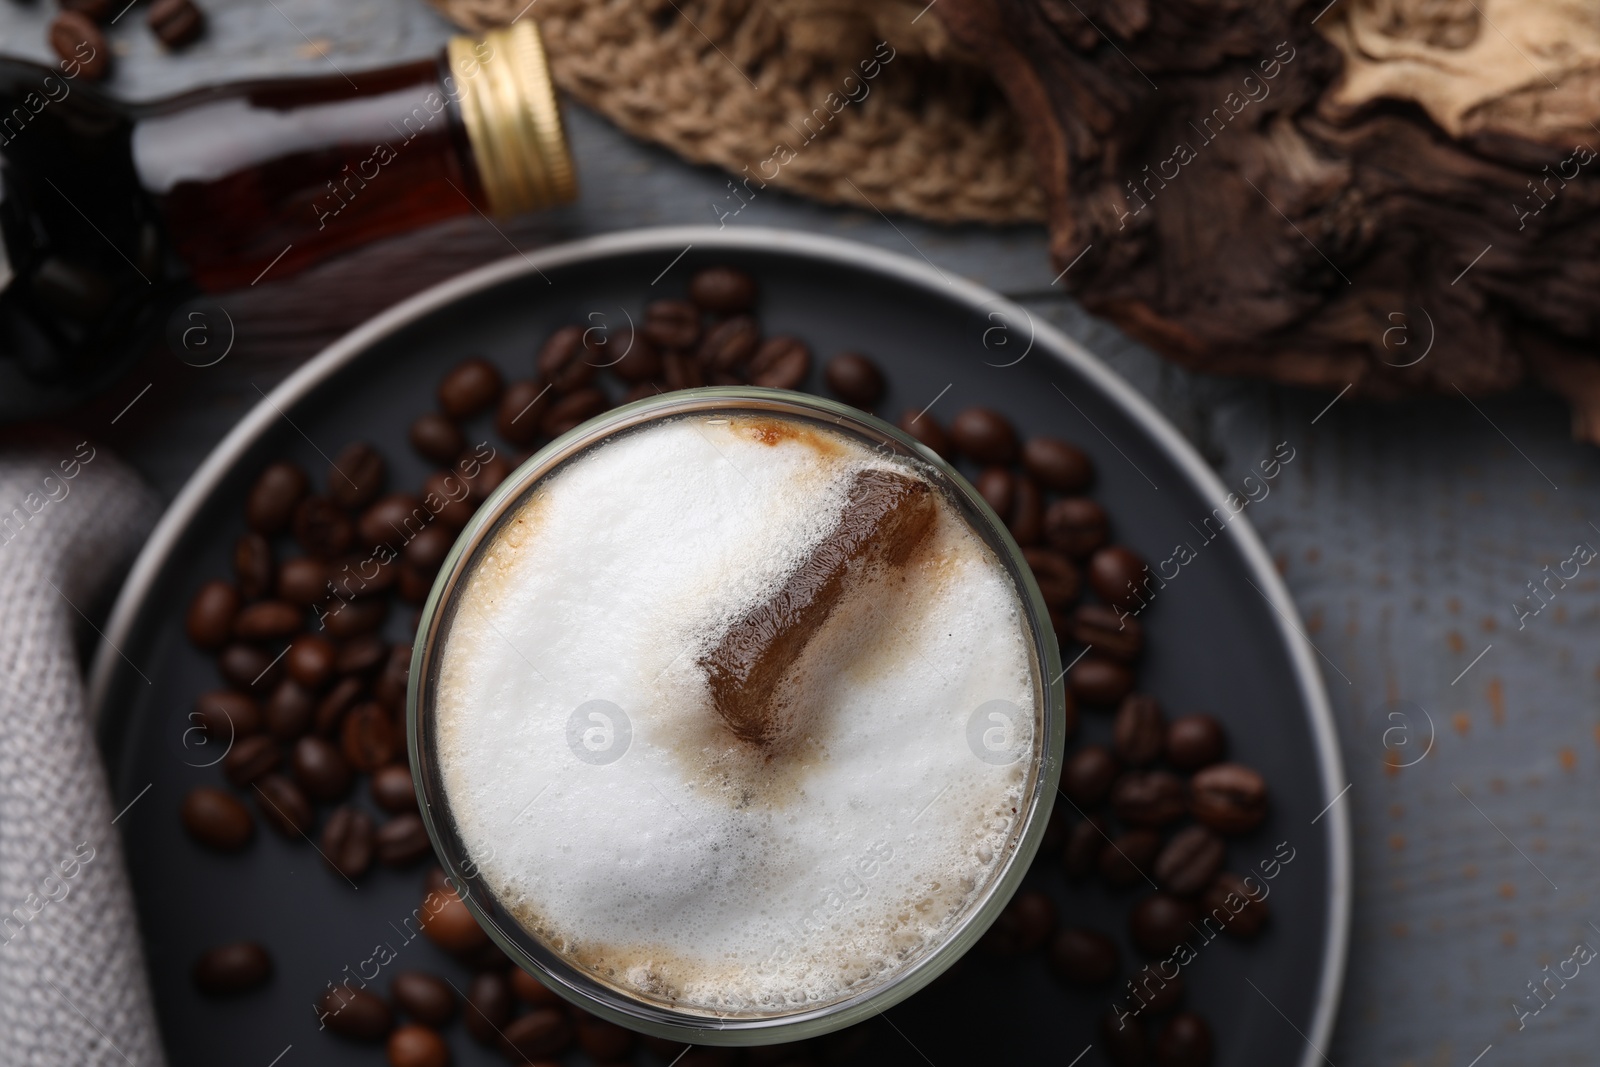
[1023,547,1079,609]
[222,734,281,786]
[422,471,476,529]
[323,596,388,639]
[1009,476,1043,545]
[1073,603,1143,662]
[293,496,354,560]
[232,534,273,600]
[321,805,375,880]
[698,315,759,373]
[181,787,254,851]
[387,1023,449,1067]
[1153,826,1225,896]
[496,380,548,448]
[540,387,608,438]
[1165,714,1226,771]
[192,941,272,996]
[1131,961,1186,1013]
[510,967,562,1005]
[330,442,386,511]
[501,1007,574,1060]
[315,676,364,737]
[282,635,334,691]
[537,325,596,393]
[662,351,704,391]
[608,332,662,383]
[1189,763,1267,834]
[1154,1012,1214,1067]
[376,813,431,867]
[233,600,302,642]
[1049,927,1118,985]
[420,887,487,953]
[218,643,280,691]
[1099,828,1161,889]
[1063,815,1107,880]
[147,0,203,47]
[186,580,240,650]
[824,353,885,408]
[689,266,757,314]
[644,299,700,349]
[276,557,326,607]
[748,336,810,389]
[1045,497,1109,558]
[976,467,1014,515]
[1063,745,1120,808]
[1111,771,1187,827]
[462,970,513,1043]
[1100,1009,1148,1067]
[59,0,113,21]
[264,678,314,741]
[1130,892,1199,956]
[438,357,503,418]
[1089,545,1151,612]
[391,971,455,1026]
[293,735,353,801]
[1113,693,1165,765]
[896,410,952,459]
[410,414,466,465]
[950,407,1017,464]
[462,453,512,502]
[246,462,308,535]
[1069,656,1135,706]
[1201,872,1270,937]
[253,773,313,837]
[319,985,394,1042]
[342,702,399,771]
[1022,436,1094,492]
[576,1013,633,1060]
[192,689,261,741]
[370,764,419,814]
[335,634,387,677]
[358,494,422,548]
[374,644,411,712]
[981,889,1056,955]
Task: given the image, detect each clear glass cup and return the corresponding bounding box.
[406,386,1066,1045]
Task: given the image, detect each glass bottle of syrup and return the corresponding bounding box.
[0,21,574,413]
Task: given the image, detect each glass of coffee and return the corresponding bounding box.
[408,387,1066,1044]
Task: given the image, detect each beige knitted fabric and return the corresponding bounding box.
[432,0,1047,224]
[0,442,163,1066]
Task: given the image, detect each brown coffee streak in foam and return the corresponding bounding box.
[700,468,936,748]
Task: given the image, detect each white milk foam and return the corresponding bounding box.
[434,414,1038,1014]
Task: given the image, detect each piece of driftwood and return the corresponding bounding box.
[937,0,1600,440]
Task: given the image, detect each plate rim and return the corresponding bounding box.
[87,224,1351,1064]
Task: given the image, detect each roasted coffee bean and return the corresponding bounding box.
[330,442,386,511]
[421,887,488,953]
[496,379,548,448]
[181,787,254,851]
[376,813,431,867]
[371,764,419,814]
[502,1007,574,1060]
[1022,436,1093,492]
[1063,815,1107,880]
[1100,1010,1148,1067]
[510,968,562,1005]
[147,0,203,46]
[1112,771,1187,827]
[896,410,952,458]
[59,0,113,21]
[359,494,423,548]
[1022,547,1079,609]
[1073,603,1144,662]
[576,1013,633,1060]
[1130,961,1186,1014]
[698,315,759,372]
[1009,475,1043,545]
[1069,656,1135,706]
[321,805,375,880]
[285,634,336,690]
[1189,763,1267,834]
[398,527,451,581]
[336,634,387,677]
[621,381,659,404]
[1099,828,1161,889]
[254,773,314,837]
[1154,826,1225,897]
[218,643,280,691]
[246,462,308,535]
[422,471,475,529]
[975,467,1014,515]
[391,971,455,1026]
[608,331,662,382]
[192,690,261,741]
[293,496,354,560]
[264,678,315,741]
[387,1024,448,1067]
[536,325,596,393]
[824,352,886,408]
[1201,872,1270,937]
[186,580,240,649]
[644,298,701,350]
[1063,745,1120,807]
[293,735,353,801]
[1130,893,1198,956]
[1165,714,1226,771]
[661,350,704,391]
[316,676,364,736]
[232,534,273,600]
[689,266,757,314]
[1045,497,1110,558]
[192,941,272,996]
[463,971,512,1043]
[980,889,1055,955]
[374,644,411,712]
[343,701,399,771]
[1154,1012,1214,1067]
[748,336,809,389]
[223,734,281,786]
[324,596,388,639]
[1113,693,1165,765]
[275,557,326,607]
[1089,545,1152,612]
[949,407,1018,464]
[438,357,502,418]
[319,985,394,1042]
[233,600,302,642]
[410,414,467,465]
[461,453,512,503]
[541,387,608,439]
[1049,927,1119,985]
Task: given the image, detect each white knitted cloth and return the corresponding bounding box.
[0,444,165,1066]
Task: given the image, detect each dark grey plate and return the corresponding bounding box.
[88,227,1349,1067]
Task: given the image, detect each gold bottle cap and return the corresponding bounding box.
[448,21,577,217]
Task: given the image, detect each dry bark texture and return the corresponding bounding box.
[936,0,1600,440]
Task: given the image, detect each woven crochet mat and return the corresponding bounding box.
[431,0,1047,224]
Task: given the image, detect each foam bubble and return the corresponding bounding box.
[434,414,1039,1013]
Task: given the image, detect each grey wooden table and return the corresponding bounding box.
[6,2,1599,1064]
